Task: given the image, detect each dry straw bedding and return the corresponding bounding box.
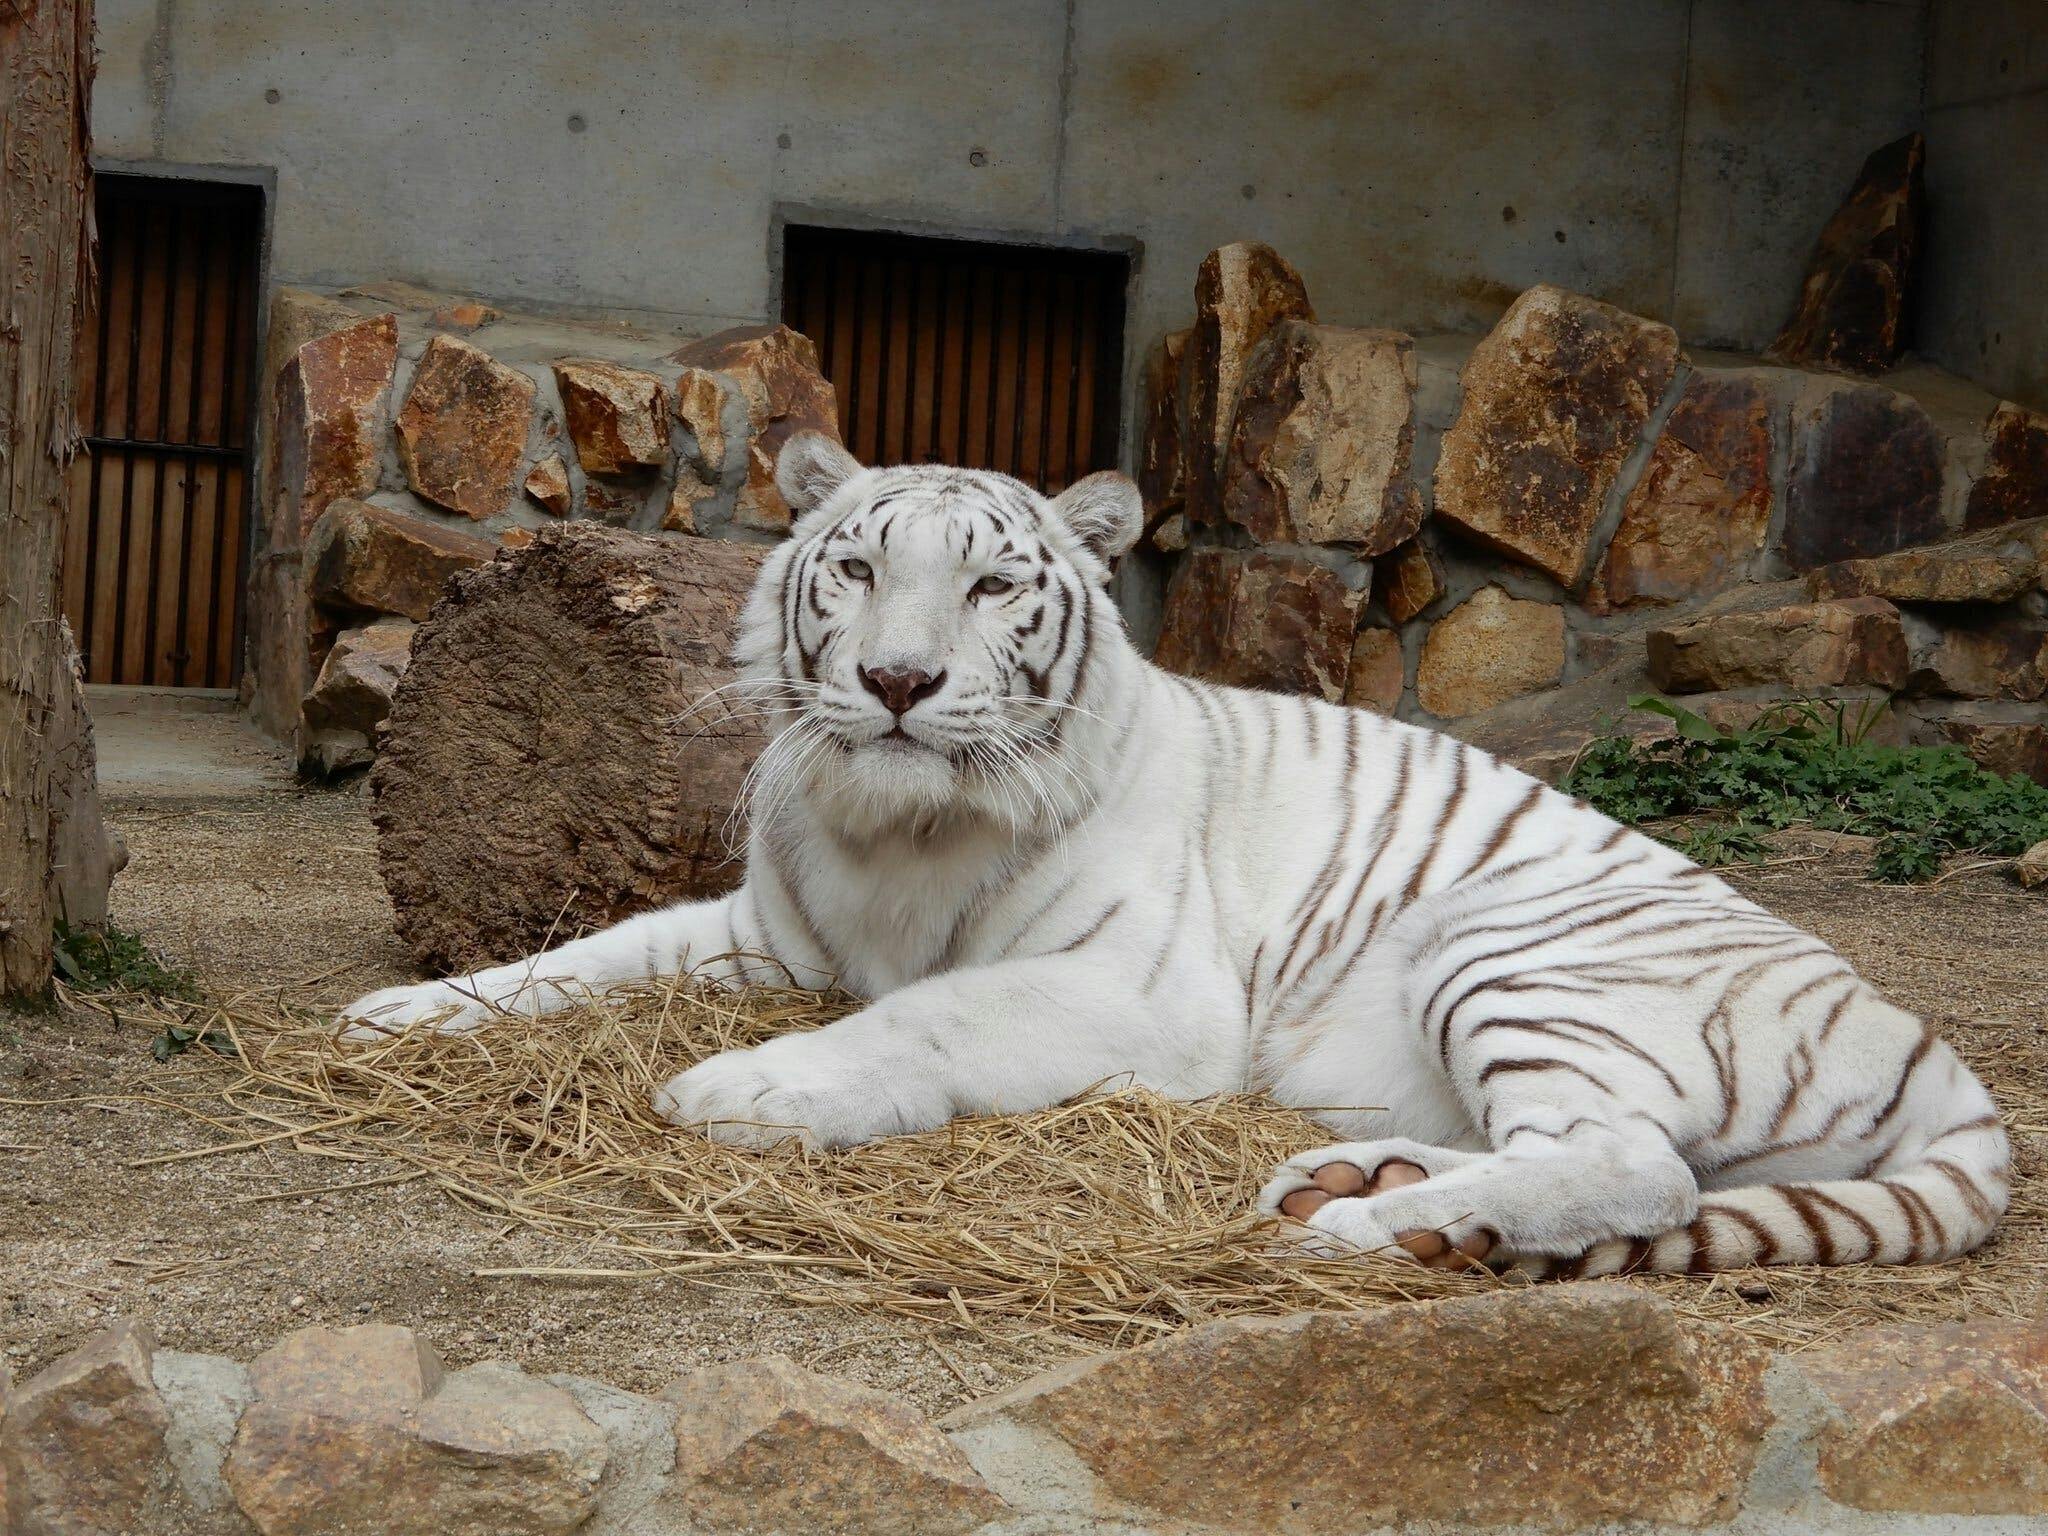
[127,979,2047,1367]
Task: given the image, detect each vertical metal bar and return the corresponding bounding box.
[1064,269,1088,488]
[874,245,896,465]
[955,263,976,469]
[109,198,151,683]
[79,184,116,681]
[1008,266,1031,481]
[931,258,951,465]
[210,202,248,689]
[170,212,216,689]
[983,265,1003,471]
[1036,268,1060,491]
[903,250,924,462]
[141,200,183,685]
[847,245,868,464]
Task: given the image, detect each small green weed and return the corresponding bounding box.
[1561,696,2048,883]
[51,920,196,999]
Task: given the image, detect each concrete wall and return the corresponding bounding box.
[92,0,1928,457]
[1920,0,2048,412]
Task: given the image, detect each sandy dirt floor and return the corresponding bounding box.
[3,698,2044,1411]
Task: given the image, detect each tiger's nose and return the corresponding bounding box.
[859,665,946,715]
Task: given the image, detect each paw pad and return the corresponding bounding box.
[1280,1159,1496,1270]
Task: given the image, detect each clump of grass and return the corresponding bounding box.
[1563,696,2048,882]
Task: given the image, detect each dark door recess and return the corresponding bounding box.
[781,224,1128,495]
[64,174,263,688]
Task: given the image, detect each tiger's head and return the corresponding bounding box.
[731,432,1143,839]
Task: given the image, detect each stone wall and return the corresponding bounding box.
[1145,233,2048,784]
[8,1289,2046,1533]
[248,283,838,774]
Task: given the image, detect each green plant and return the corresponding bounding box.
[1562,696,2048,883]
[51,920,196,999]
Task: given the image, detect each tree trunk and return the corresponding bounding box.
[1,0,98,995]
[372,523,771,974]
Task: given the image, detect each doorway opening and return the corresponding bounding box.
[65,173,264,689]
[781,224,1129,495]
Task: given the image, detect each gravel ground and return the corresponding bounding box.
[3,703,2043,1412]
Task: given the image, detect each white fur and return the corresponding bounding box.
[342,443,2010,1272]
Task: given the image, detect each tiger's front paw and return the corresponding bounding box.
[652,1035,910,1150]
[1259,1140,1497,1271]
[336,980,486,1041]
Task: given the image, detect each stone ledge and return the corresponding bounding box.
[7,1294,2046,1533]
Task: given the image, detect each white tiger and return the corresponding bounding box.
[341,432,2010,1275]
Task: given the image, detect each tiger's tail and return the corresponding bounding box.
[1530,1065,2010,1278]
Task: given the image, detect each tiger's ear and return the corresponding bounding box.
[776,431,863,516]
[1050,471,1143,565]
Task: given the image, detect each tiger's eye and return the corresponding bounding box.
[840,557,873,583]
[973,573,1013,597]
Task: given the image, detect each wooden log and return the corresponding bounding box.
[372,523,771,974]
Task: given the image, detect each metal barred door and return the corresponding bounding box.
[63,174,263,688]
[781,225,1128,495]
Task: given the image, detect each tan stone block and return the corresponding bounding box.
[1181,242,1315,529]
[1153,548,1361,703]
[668,326,838,534]
[553,358,669,474]
[1767,131,1923,375]
[1138,328,1188,518]
[0,1322,172,1536]
[1416,585,1566,717]
[305,499,497,623]
[1797,1318,2048,1514]
[944,1287,1768,1532]
[1224,321,1423,554]
[1782,379,1945,571]
[269,312,399,542]
[1344,626,1404,714]
[1590,370,1773,610]
[1378,538,1443,623]
[1647,596,1909,693]
[666,1356,1002,1536]
[522,453,571,516]
[396,335,538,520]
[1968,402,2048,532]
[1434,285,1679,587]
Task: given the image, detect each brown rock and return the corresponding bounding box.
[554,358,669,475]
[1152,549,1362,703]
[1344,627,1404,714]
[1902,611,2048,701]
[0,1322,173,1535]
[1909,702,2048,785]
[1223,322,1423,554]
[1967,402,2048,531]
[305,499,497,622]
[666,1356,1002,1536]
[669,325,839,534]
[1434,285,1680,587]
[412,1363,607,1534]
[2018,839,2048,888]
[396,334,538,520]
[1378,538,1443,623]
[1649,596,1909,693]
[298,619,416,777]
[499,526,537,551]
[429,298,500,332]
[1138,328,1188,519]
[1416,585,1566,718]
[523,453,571,516]
[945,1287,1768,1531]
[1768,132,1924,375]
[1782,380,1945,570]
[1590,371,1774,610]
[269,312,399,540]
[226,1325,602,1536]
[1181,242,1315,529]
[1148,512,1188,553]
[1808,517,2048,604]
[1795,1319,2048,1514]
[666,367,743,533]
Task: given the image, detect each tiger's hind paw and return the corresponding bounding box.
[1257,1139,1497,1271]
